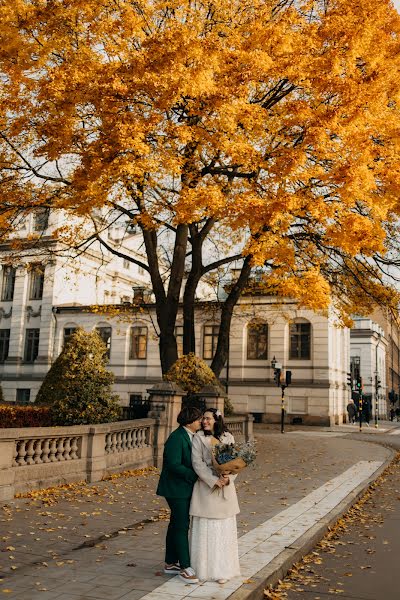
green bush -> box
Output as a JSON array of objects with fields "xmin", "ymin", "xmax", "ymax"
[
  {"xmin": 0, "ymin": 405, "xmax": 53, "ymax": 428},
  {"xmin": 35, "ymin": 328, "xmax": 120, "ymax": 425}
]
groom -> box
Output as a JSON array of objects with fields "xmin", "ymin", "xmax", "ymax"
[{"xmin": 157, "ymin": 405, "xmax": 202, "ymax": 584}]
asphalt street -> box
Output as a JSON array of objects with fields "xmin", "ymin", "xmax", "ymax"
[{"xmin": 271, "ymin": 432, "xmax": 400, "ymax": 600}]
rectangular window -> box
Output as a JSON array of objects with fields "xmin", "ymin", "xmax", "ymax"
[
  {"xmin": 350, "ymin": 356, "xmax": 361, "ymax": 380},
  {"xmin": 33, "ymin": 208, "xmax": 49, "ymax": 232},
  {"xmin": 1, "ymin": 266, "xmax": 16, "ymax": 301},
  {"xmin": 63, "ymin": 327, "xmax": 77, "ymax": 346},
  {"xmin": 96, "ymin": 326, "xmax": 112, "ymax": 358},
  {"xmin": 129, "ymin": 326, "xmax": 148, "ymax": 359},
  {"xmin": 24, "ymin": 329, "xmax": 40, "ymax": 362},
  {"xmin": 0, "ymin": 329, "xmax": 10, "ymax": 363},
  {"xmin": 247, "ymin": 323, "xmax": 268, "ymax": 360},
  {"xmin": 175, "ymin": 325, "xmax": 183, "ymax": 358},
  {"xmin": 16, "ymin": 389, "xmax": 31, "ymax": 405},
  {"xmin": 29, "ymin": 265, "xmax": 45, "ymax": 300},
  {"xmin": 289, "ymin": 322, "xmax": 311, "ymax": 360},
  {"xmin": 123, "ymin": 258, "xmax": 130, "ymax": 270},
  {"xmin": 203, "ymin": 325, "xmax": 219, "ymax": 360}
]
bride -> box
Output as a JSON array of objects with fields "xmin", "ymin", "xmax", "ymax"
[{"xmin": 189, "ymin": 407, "xmax": 241, "ymax": 584}]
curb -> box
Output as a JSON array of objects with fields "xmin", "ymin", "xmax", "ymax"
[{"xmin": 229, "ymin": 450, "xmax": 395, "ymax": 600}]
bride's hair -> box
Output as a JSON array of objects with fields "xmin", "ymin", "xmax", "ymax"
[{"xmin": 203, "ymin": 407, "xmax": 229, "ymax": 439}]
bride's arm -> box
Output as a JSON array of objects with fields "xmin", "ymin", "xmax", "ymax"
[{"xmin": 191, "ymin": 434, "xmax": 220, "ymax": 489}]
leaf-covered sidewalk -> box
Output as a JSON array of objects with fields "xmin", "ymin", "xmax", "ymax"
[{"xmin": 0, "ymin": 427, "xmax": 392, "ymax": 599}]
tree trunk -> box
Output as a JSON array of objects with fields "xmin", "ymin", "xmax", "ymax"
[
  {"xmin": 159, "ymin": 331, "xmax": 179, "ymax": 375},
  {"xmin": 211, "ymin": 256, "xmax": 252, "ymax": 378},
  {"xmin": 142, "ymin": 224, "xmax": 189, "ymax": 375}
]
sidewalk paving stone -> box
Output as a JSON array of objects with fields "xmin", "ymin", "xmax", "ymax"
[{"xmin": 1, "ymin": 425, "xmax": 394, "ymax": 599}]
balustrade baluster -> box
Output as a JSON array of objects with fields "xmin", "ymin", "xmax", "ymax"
[
  {"xmin": 70, "ymin": 437, "xmax": 79, "ymax": 459},
  {"xmin": 56, "ymin": 438, "xmax": 65, "ymax": 461},
  {"xmin": 127, "ymin": 430, "xmax": 133, "ymax": 449},
  {"xmin": 16, "ymin": 440, "xmax": 26, "ymax": 466},
  {"xmin": 33, "ymin": 439, "xmax": 43, "ymax": 464},
  {"xmin": 41, "ymin": 439, "xmax": 51, "ymax": 463},
  {"xmin": 49, "ymin": 438, "xmax": 57, "ymax": 462},
  {"xmin": 63, "ymin": 438, "xmax": 72, "ymax": 460},
  {"xmin": 25, "ymin": 439, "xmax": 35, "ymax": 465}
]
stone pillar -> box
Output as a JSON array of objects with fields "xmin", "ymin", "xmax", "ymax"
[
  {"xmin": 147, "ymin": 381, "xmax": 186, "ymax": 437},
  {"xmin": 0, "ymin": 435, "xmax": 16, "ymax": 501},
  {"xmin": 86, "ymin": 426, "xmax": 107, "ymax": 483},
  {"xmin": 35, "ymin": 261, "xmax": 56, "ymax": 365},
  {"xmin": 244, "ymin": 413, "xmax": 255, "ymax": 442},
  {"xmin": 195, "ymin": 384, "xmax": 226, "ymax": 415}
]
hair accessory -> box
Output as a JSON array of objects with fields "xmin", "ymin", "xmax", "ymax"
[{"xmin": 215, "ymin": 409, "xmax": 222, "ymax": 417}]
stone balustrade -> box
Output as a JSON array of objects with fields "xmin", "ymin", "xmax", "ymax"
[
  {"xmin": 0, "ymin": 419, "xmax": 155, "ymax": 501},
  {"xmin": 225, "ymin": 414, "xmax": 254, "ymax": 441},
  {"xmin": 0, "ymin": 392, "xmax": 252, "ymax": 502}
]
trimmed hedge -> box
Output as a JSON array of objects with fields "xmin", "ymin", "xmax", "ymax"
[{"xmin": 0, "ymin": 404, "xmax": 54, "ymax": 428}]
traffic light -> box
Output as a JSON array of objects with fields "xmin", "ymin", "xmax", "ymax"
[
  {"xmin": 356, "ymin": 376, "xmax": 363, "ymax": 390},
  {"xmin": 347, "ymin": 372, "xmax": 352, "ymax": 388},
  {"xmin": 376, "ymin": 376, "xmax": 381, "ymax": 389},
  {"xmin": 274, "ymin": 368, "xmax": 281, "ymax": 386}
]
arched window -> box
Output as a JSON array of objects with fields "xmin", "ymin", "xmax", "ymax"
[
  {"xmin": 203, "ymin": 324, "xmax": 219, "ymax": 360},
  {"xmin": 289, "ymin": 320, "xmax": 311, "ymax": 360},
  {"xmin": 63, "ymin": 324, "xmax": 78, "ymax": 347},
  {"xmin": 129, "ymin": 325, "xmax": 148, "ymax": 359},
  {"xmin": 95, "ymin": 323, "xmax": 112, "ymax": 359},
  {"xmin": 247, "ymin": 322, "xmax": 268, "ymax": 360}
]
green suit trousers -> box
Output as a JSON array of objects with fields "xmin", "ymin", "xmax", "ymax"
[{"xmin": 165, "ymin": 497, "xmax": 191, "ymax": 569}]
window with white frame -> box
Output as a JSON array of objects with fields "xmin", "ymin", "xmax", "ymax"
[
  {"xmin": 1, "ymin": 266, "xmax": 16, "ymax": 301},
  {"xmin": 129, "ymin": 326, "xmax": 148, "ymax": 359},
  {"xmin": 247, "ymin": 322, "xmax": 268, "ymax": 360},
  {"xmin": 63, "ymin": 327, "xmax": 77, "ymax": 346},
  {"xmin": 0, "ymin": 329, "xmax": 10, "ymax": 362},
  {"xmin": 175, "ymin": 325, "xmax": 183, "ymax": 357},
  {"xmin": 289, "ymin": 321, "xmax": 311, "ymax": 360},
  {"xmin": 24, "ymin": 329, "xmax": 40, "ymax": 362},
  {"xmin": 29, "ymin": 264, "xmax": 45, "ymax": 300},
  {"xmin": 203, "ymin": 324, "xmax": 219, "ymax": 360},
  {"xmin": 96, "ymin": 326, "xmax": 112, "ymax": 358}
]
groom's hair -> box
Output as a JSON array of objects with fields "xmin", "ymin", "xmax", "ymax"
[{"xmin": 177, "ymin": 406, "xmax": 202, "ymax": 426}]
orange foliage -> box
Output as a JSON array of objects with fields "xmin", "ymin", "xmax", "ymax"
[{"xmin": 0, "ymin": 0, "xmax": 400, "ymax": 318}]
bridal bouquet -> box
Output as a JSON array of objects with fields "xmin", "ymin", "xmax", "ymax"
[{"xmin": 212, "ymin": 440, "xmax": 257, "ymax": 475}]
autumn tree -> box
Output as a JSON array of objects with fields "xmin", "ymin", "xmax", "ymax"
[{"xmin": 1, "ymin": 0, "xmax": 400, "ymax": 377}]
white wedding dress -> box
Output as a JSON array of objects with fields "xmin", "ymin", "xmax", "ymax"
[
  {"xmin": 190, "ymin": 514, "xmax": 240, "ymax": 581},
  {"xmin": 189, "ymin": 431, "xmax": 241, "ymax": 582}
]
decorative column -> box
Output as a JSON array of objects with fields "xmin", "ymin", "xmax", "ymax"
[
  {"xmin": 35, "ymin": 261, "xmax": 57, "ymax": 366},
  {"xmin": 147, "ymin": 381, "xmax": 186, "ymax": 436},
  {"xmin": 146, "ymin": 382, "xmax": 186, "ymax": 467},
  {"xmin": 5, "ymin": 265, "xmax": 28, "ymax": 364}
]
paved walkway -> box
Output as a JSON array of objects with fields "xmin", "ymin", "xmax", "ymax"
[{"xmin": 0, "ymin": 423, "xmax": 397, "ymax": 600}]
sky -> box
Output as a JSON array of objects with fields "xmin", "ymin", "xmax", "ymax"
[{"xmin": 394, "ymin": 0, "xmax": 400, "ymax": 12}]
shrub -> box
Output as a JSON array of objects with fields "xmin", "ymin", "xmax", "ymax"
[
  {"xmin": 0, "ymin": 405, "xmax": 53, "ymax": 428},
  {"xmin": 35, "ymin": 328, "xmax": 120, "ymax": 425},
  {"xmin": 166, "ymin": 353, "xmax": 219, "ymax": 394},
  {"xmin": 166, "ymin": 353, "xmax": 235, "ymax": 415}
]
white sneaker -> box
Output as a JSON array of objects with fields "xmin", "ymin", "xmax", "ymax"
[{"xmin": 178, "ymin": 567, "xmax": 199, "ymax": 584}]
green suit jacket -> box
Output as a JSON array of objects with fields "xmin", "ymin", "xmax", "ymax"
[{"xmin": 156, "ymin": 426, "xmax": 198, "ymax": 498}]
